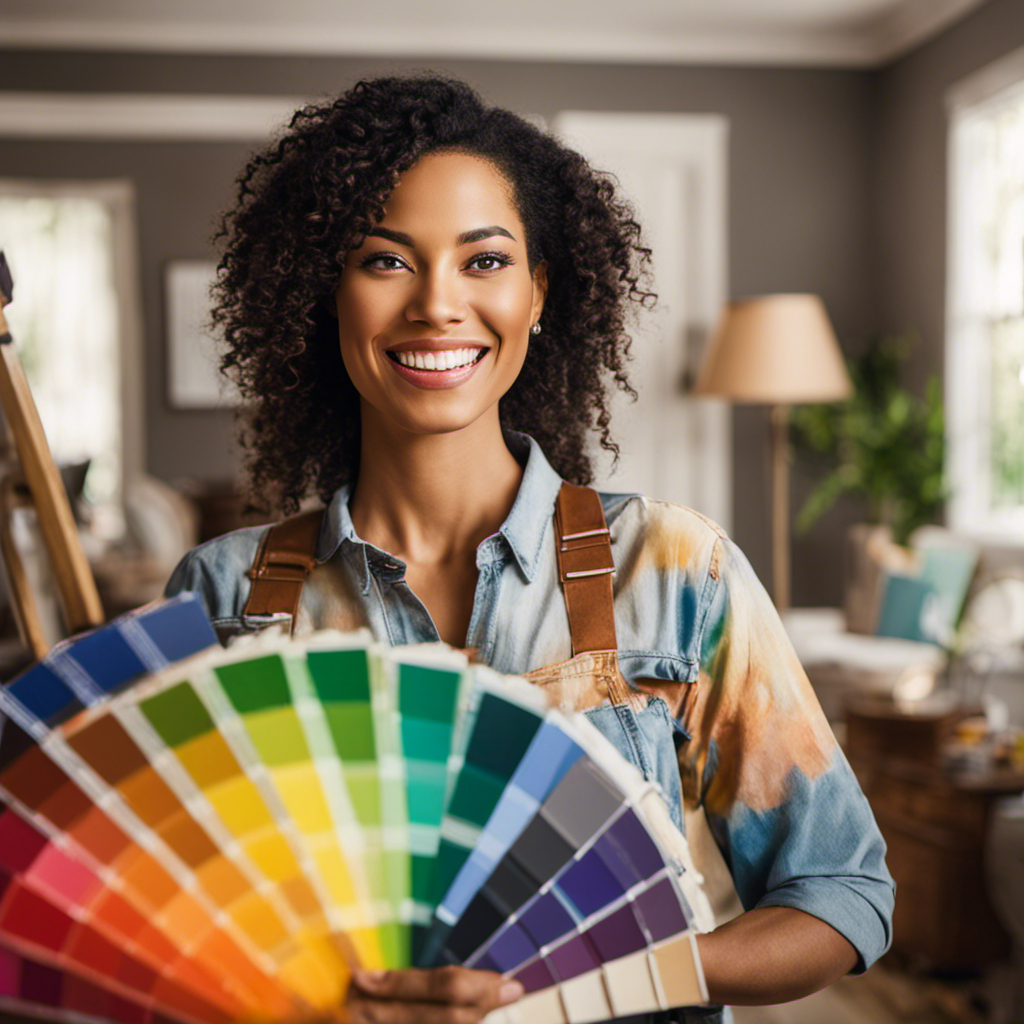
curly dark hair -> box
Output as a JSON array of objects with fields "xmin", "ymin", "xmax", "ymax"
[{"xmin": 214, "ymin": 74, "xmax": 654, "ymax": 513}]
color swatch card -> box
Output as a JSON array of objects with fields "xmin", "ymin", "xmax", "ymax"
[
  {"xmin": 294, "ymin": 633, "xmax": 409, "ymax": 966},
  {"xmin": 388, "ymin": 645, "xmax": 474, "ymax": 931},
  {"xmin": 0, "ymin": 716, "xmax": 293, "ymax": 1020},
  {"xmin": 0, "ymin": 944, "xmax": 188, "ymax": 1024},
  {"xmin": 430, "ymin": 668, "xmax": 548, "ymax": 914},
  {"xmin": 2, "ymin": 594, "xmax": 218, "ymax": 736},
  {"xmin": 27, "ymin": 705, "xmax": 343, "ymax": 1009},
  {"xmin": 0, "ymin": 799, "xmax": 254, "ymax": 1023},
  {"xmin": 0, "ymin": 602, "xmax": 710, "ymax": 1022}
]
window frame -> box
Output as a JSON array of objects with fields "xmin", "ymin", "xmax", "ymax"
[
  {"xmin": 0, "ymin": 177, "xmax": 145, "ymax": 502},
  {"xmin": 946, "ymin": 48, "xmax": 1024, "ymax": 542}
]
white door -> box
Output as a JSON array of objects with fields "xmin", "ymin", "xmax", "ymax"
[{"xmin": 553, "ymin": 113, "xmax": 730, "ymax": 530}]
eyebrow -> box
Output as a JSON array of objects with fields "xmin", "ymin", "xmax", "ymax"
[
  {"xmin": 457, "ymin": 225, "xmax": 517, "ymax": 245},
  {"xmin": 365, "ymin": 225, "xmax": 517, "ymax": 247}
]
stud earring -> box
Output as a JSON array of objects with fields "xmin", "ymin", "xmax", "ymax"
[{"xmin": 530, "ymin": 323, "xmax": 542, "ymax": 335}]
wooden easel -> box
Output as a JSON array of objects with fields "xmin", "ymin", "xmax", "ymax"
[{"xmin": 0, "ymin": 250, "xmax": 104, "ymax": 659}]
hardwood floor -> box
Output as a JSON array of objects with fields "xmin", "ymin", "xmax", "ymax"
[{"xmin": 732, "ymin": 961, "xmax": 1003, "ymax": 1024}]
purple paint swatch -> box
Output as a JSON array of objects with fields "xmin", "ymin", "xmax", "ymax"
[
  {"xmin": 512, "ymin": 957, "xmax": 556, "ymax": 993},
  {"xmin": 519, "ymin": 891, "xmax": 577, "ymax": 947},
  {"xmin": 486, "ymin": 923, "xmax": 539, "ymax": 973},
  {"xmin": 587, "ymin": 903, "xmax": 648, "ymax": 961},
  {"xmin": 547, "ymin": 933, "xmax": 601, "ymax": 981},
  {"xmin": 606, "ymin": 809, "xmax": 664, "ymax": 880},
  {"xmin": 558, "ymin": 847, "xmax": 624, "ymax": 917},
  {"xmin": 633, "ymin": 875, "xmax": 689, "ymax": 940}
]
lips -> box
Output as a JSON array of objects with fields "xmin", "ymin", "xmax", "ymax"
[
  {"xmin": 384, "ymin": 342, "xmax": 489, "ymax": 390},
  {"xmin": 383, "ymin": 340, "xmax": 490, "ymax": 390}
]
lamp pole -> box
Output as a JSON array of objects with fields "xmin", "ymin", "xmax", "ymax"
[{"xmin": 770, "ymin": 403, "xmax": 791, "ymax": 612}]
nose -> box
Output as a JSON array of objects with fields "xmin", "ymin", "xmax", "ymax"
[{"xmin": 404, "ymin": 267, "xmax": 466, "ymax": 328}]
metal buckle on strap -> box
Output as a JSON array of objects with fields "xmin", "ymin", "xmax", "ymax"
[
  {"xmin": 561, "ymin": 527, "xmax": 610, "ymax": 541},
  {"xmin": 564, "ymin": 566, "xmax": 615, "ymax": 579}
]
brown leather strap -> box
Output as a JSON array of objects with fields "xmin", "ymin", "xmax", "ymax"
[
  {"xmin": 243, "ymin": 509, "xmax": 323, "ymax": 629},
  {"xmin": 241, "ymin": 487, "xmax": 617, "ymax": 654},
  {"xmin": 554, "ymin": 482, "xmax": 618, "ymax": 655}
]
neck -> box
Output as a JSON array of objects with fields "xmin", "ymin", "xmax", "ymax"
[{"xmin": 349, "ymin": 409, "xmax": 524, "ymax": 564}]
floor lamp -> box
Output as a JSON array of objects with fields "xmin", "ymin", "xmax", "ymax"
[{"xmin": 694, "ymin": 295, "xmax": 852, "ymax": 611}]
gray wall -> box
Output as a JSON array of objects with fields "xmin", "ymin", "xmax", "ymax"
[
  {"xmin": 5, "ymin": 5, "xmax": 1020, "ymax": 605},
  {"xmin": 873, "ymin": 0, "xmax": 1024, "ymax": 392}
]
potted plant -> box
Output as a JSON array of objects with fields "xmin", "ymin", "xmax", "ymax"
[{"xmin": 791, "ymin": 333, "xmax": 948, "ymax": 631}]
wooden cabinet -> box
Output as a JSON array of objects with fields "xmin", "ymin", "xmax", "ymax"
[{"xmin": 845, "ymin": 700, "xmax": 1018, "ymax": 970}]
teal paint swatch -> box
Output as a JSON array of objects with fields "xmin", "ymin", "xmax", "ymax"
[
  {"xmin": 432, "ymin": 690, "xmax": 542, "ymax": 903},
  {"xmin": 396, "ymin": 659, "xmax": 465, "ymax": 938}
]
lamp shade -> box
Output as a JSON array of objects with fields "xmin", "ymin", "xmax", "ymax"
[{"xmin": 694, "ymin": 294, "xmax": 852, "ymax": 404}]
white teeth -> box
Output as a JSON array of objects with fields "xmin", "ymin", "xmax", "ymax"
[{"xmin": 393, "ymin": 348, "xmax": 482, "ymax": 371}]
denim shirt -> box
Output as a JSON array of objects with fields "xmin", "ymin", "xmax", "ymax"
[{"xmin": 165, "ymin": 432, "xmax": 895, "ymax": 1003}]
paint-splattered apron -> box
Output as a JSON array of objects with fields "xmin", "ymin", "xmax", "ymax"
[{"xmin": 522, "ymin": 484, "xmax": 723, "ymax": 1024}]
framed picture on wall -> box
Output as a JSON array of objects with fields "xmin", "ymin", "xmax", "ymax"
[{"xmin": 164, "ymin": 260, "xmax": 239, "ymax": 409}]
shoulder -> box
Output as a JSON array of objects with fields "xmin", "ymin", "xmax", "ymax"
[
  {"xmin": 164, "ymin": 524, "xmax": 270, "ymax": 624},
  {"xmin": 599, "ymin": 490, "xmax": 730, "ymax": 579}
]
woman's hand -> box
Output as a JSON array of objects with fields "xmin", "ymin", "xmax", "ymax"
[{"xmin": 346, "ymin": 966, "xmax": 524, "ymax": 1024}]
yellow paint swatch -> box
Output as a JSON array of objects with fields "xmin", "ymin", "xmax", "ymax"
[
  {"xmin": 242, "ymin": 831, "xmax": 303, "ymax": 881},
  {"xmin": 207, "ymin": 775, "xmax": 275, "ymax": 835},
  {"xmin": 273, "ymin": 763, "xmax": 334, "ymax": 833},
  {"xmin": 175, "ymin": 731, "xmax": 238, "ymax": 788}
]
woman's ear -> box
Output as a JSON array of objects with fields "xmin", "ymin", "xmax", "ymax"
[{"xmin": 530, "ymin": 260, "xmax": 548, "ymax": 326}]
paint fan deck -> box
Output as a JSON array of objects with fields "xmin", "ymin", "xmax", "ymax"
[{"xmin": 0, "ymin": 595, "xmax": 711, "ymax": 1023}]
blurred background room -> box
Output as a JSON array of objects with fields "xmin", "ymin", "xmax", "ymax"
[{"xmin": 1, "ymin": 1, "xmax": 1024, "ymax": 1021}]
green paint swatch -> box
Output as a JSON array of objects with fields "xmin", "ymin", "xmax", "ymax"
[
  {"xmin": 398, "ymin": 665, "xmax": 461, "ymax": 722},
  {"xmin": 216, "ymin": 654, "xmax": 291, "ymax": 711},
  {"xmin": 308, "ymin": 649, "xmax": 372, "ymax": 703},
  {"xmin": 139, "ymin": 681, "xmax": 214, "ymax": 746},
  {"xmin": 323, "ymin": 704, "xmax": 376, "ymax": 759},
  {"xmin": 243, "ymin": 707, "xmax": 310, "ymax": 766}
]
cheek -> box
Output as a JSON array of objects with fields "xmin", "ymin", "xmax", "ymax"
[
  {"xmin": 335, "ymin": 300, "xmax": 378, "ymax": 394},
  {"xmin": 483, "ymin": 278, "xmax": 536, "ymax": 332},
  {"xmin": 335, "ymin": 282, "xmax": 379, "ymax": 338}
]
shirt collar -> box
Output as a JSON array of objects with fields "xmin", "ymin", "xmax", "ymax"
[
  {"xmin": 498, "ymin": 432, "xmax": 563, "ymax": 582},
  {"xmin": 316, "ymin": 431, "xmax": 563, "ymax": 585}
]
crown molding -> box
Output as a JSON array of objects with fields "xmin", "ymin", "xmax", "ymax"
[
  {"xmin": 869, "ymin": 0, "xmax": 988, "ymax": 64},
  {"xmin": 946, "ymin": 41, "xmax": 1024, "ymax": 111},
  {"xmin": 0, "ymin": 0, "xmax": 991, "ymax": 68},
  {"xmin": 0, "ymin": 93, "xmax": 312, "ymax": 139}
]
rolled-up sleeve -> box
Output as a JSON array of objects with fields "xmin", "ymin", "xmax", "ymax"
[{"xmin": 683, "ymin": 536, "xmax": 895, "ymax": 971}]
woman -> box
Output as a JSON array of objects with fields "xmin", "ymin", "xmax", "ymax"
[{"xmin": 166, "ymin": 75, "xmax": 894, "ymax": 1024}]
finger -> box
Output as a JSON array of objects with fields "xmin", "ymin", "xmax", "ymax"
[
  {"xmin": 347, "ymin": 997, "xmax": 490, "ymax": 1024},
  {"xmin": 352, "ymin": 966, "xmax": 523, "ymax": 1008}
]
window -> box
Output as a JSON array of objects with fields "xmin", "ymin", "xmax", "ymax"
[
  {"xmin": 0, "ymin": 180, "xmax": 143, "ymax": 533},
  {"xmin": 948, "ymin": 62, "xmax": 1024, "ymax": 538}
]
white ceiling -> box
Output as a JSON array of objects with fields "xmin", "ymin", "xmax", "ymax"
[{"xmin": 0, "ymin": 0, "xmax": 990, "ymax": 67}]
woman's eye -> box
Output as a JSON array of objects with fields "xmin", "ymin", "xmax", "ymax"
[
  {"xmin": 362, "ymin": 253, "xmax": 407, "ymax": 271},
  {"xmin": 468, "ymin": 252, "xmax": 513, "ymax": 273}
]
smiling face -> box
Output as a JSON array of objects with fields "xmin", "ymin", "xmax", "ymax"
[{"xmin": 334, "ymin": 151, "xmax": 546, "ymax": 440}]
